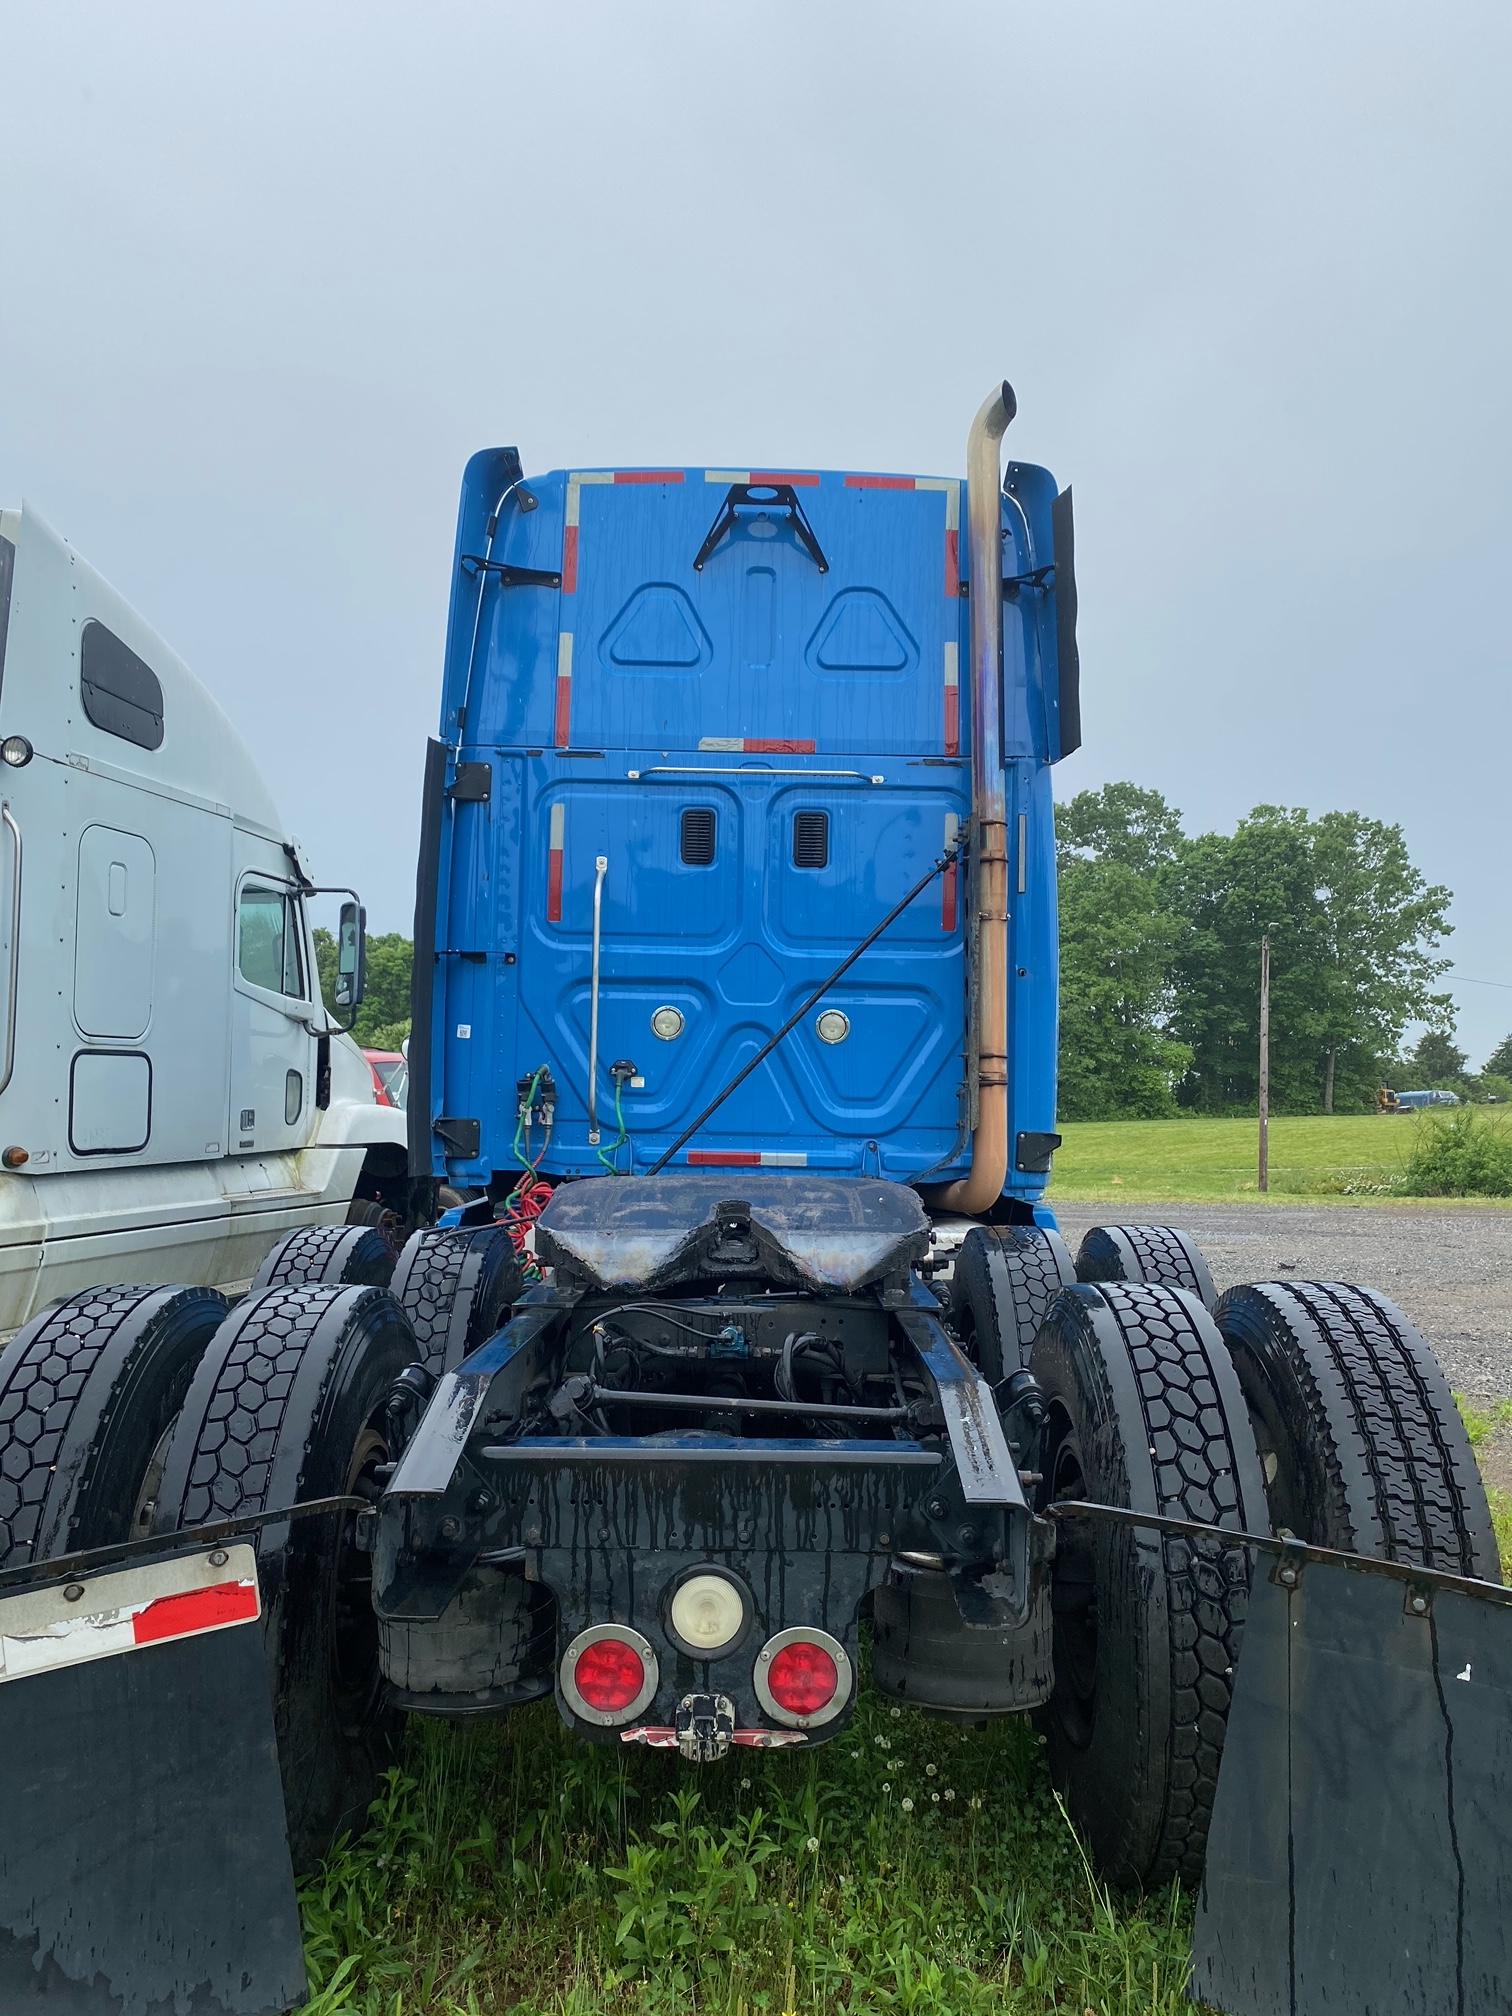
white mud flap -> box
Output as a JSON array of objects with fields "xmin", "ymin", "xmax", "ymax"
[
  {"xmin": 0, "ymin": 1542, "xmax": 305, "ymax": 2015},
  {"xmin": 1194, "ymin": 1555, "xmax": 1512, "ymax": 2016}
]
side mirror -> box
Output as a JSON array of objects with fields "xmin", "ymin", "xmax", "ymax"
[{"xmin": 334, "ymin": 900, "xmax": 367, "ymax": 1012}]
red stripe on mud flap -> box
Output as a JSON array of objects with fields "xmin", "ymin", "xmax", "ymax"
[
  {"xmin": 945, "ymin": 528, "xmax": 959, "ymax": 599},
  {"xmin": 546, "ymin": 850, "xmax": 564, "ymax": 923},
  {"xmin": 752, "ymin": 471, "xmax": 819, "ymax": 487},
  {"xmin": 942, "ymin": 857, "xmax": 958, "ymax": 933},
  {"xmin": 845, "ymin": 474, "xmax": 917, "ymax": 490},
  {"xmin": 132, "ymin": 1580, "xmax": 259, "ymax": 1647},
  {"xmin": 553, "ymin": 677, "xmax": 572, "ymax": 747},
  {"xmin": 744, "ymin": 738, "xmax": 816, "ymax": 754},
  {"xmin": 561, "ymin": 524, "xmax": 578, "ymax": 594},
  {"xmin": 687, "ymin": 1151, "xmax": 763, "ymax": 1166},
  {"xmin": 944, "ymin": 685, "xmax": 960, "ymax": 758},
  {"xmin": 614, "ymin": 470, "xmax": 685, "ymax": 484}
]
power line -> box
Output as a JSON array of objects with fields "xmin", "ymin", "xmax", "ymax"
[{"xmin": 1447, "ymin": 972, "xmax": 1512, "ymax": 991}]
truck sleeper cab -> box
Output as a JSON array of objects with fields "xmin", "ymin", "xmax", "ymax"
[
  {"xmin": 0, "ymin": 505, "xmax": 408, "ymax": 1334},
  {"xmin": 379, "ymin": 390, "xmax": 1083, "ymax": 1753}
]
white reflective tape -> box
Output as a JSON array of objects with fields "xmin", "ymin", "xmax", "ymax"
[
  {"xmin": 915, "ymin": 476, "xmax": 961, "ymax": 531},
  {"xmin": 548, "ymin": 801, "xmax": 566, "ymax": 849},
  {"xmin": 760, "ymin": 1152, "xmax": 807, "ymax": 1167},
  {"xmin": 565, "ymin": 471, "xmax": 613, "ymax": 529},
  {"xmin": 0, "ymin": 1544, "xmax": 261, "ymax": 1685},
  {"xmin": 944, "ymin": 640, "xmax": 959, "ymax": 689},
  {"xmin": 704, "ymin": 469, "xmax": 750, "ymax": 484},
  {"xmin": 557, "ymin": 632, "xmax": 574, "ymax": 680},
  {"xmin": 697, "ymin": 737, "xmax": 743, "ymax": 752}
]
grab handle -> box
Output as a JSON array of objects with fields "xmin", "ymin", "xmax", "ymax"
[
  {"xmin": 586, "ymin": 855, "xmax": 608, "ymax": 1145},
  {"xmin": 0, "ymin": 802, "xmax": 21, "ymax": 1096}
]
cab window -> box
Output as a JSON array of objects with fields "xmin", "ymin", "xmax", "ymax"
[{"xmin": 238, "ymin": 885, "xmax": 306, "ymax": 998}]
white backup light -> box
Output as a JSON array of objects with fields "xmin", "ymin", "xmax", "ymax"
[{"xmin": 669, "ymin": 1572, "xmax": 745, "ymax": 1653}]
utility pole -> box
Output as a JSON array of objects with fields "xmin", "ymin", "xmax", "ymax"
[{"xmin": 1258, "ymin": 934, "xmax": 1271, "ymax": 1195}]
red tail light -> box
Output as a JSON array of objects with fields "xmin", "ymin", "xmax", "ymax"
[
  {"xmin": 561, "ymin": 1625, "xmax": 659, "ymax": 1725},
  {"xmin": 768, "ymin": 1642, "xmax": 837, "ymax": 1714},
  {"xmin": 576, "ymin": 1638, "xmax": 644, "ymax": 1711},
  {"xmin": 755, "ymin": 1627, "xmax": 852, "ymax": 1728}
]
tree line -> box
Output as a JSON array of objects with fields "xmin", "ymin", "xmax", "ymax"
[{"xmin": 1056, "ymin": 782, "xmax": 1508, "ymax": 1120}]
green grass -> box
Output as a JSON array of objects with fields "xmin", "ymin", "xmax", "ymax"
[
  {"xmin": 301, "ymin": 1696, "xmax": 1195, "ymax": 2015},
  {"xmin": 1049, "ymin": 1111, "xmax": 1512, "ymax": 1205},
  {"xmin": 298, "ymin": 1419, "xmax": 1512, "ymax": 2014}
]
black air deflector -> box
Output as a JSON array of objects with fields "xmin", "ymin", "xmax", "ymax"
[
  {"xmin": 1051, "ymin": 486, "xmax": 1082, "ymax": 758},
  {"xmin": 793, "ymin": 810, "xmax": 829, "ymax": 869},
  {"xmin": 680, "ymin": 806, "xmax": 717, "ymax": 865}
]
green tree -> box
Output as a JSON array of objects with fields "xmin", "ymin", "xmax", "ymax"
[
  {"xmin": 313, "ymin": 927, "xmax": 414, "ymax": 1048},
  {"xmin": 1057, "ymin": 854, "xmax": 1192, "ymax": 1119},
  {"xmin": 1409, "ymin": 1027, "xmax": 1468, "ymax": 1087},
  {"xmin": 1166, "ymin": 806, "xmax": 1450, "ymax": 1115},
  {"xmin": 1309, "ymin": 811, "xmax": 1453, "ymax": 1111},
  {"xmin": 1054, "ymin": 787, "xmax": 1191, "ymax": 1120},
  {"xmin": 1484, "ymin": 1032, "xmax": 1512, "ymax": 1079},
  {"xmin": 1056, "ymin": 781, "xmax": 1185, "ymax": 880}
]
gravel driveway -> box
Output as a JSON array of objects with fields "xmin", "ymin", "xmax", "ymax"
[{"xmin": 1051, "ymin": 1201, "xmax": 1512, "ymax": 1403}]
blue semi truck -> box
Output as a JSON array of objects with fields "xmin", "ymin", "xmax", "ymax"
[{"xmin": 1, "ymin": 387, "xmax": 1507, "ymax": 2016}]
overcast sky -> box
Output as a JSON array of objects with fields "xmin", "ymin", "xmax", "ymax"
[{"xmin": 3, "ymin": 1, "xmax": 1508, "ymax": 1064}]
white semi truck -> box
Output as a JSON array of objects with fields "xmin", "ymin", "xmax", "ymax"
[{"xmin": 0, "ymin": 503, "xmax": 410, "ymax": 1338}]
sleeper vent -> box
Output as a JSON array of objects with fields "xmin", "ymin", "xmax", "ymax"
[
  {"xmin": 792, "ymin": 810, "xmax": 829, "ymax": 869},
  {"xmin": 680, "ymin": 806, "xmax": 717, "ymax": 866}
]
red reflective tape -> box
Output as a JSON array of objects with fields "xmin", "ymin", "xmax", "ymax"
[
  {"xmin": 942, "ymin": 859, "xmax": 958, "ymax": 933},
  {"xmin": 744, "ymin": 738, "xmax": 816, "ymax": 754},
  {"xmin": 944, "ymin": 528, "xmax": 959, "ymax": 599},
  {"xmin": 687, "ymin": 1151, "xmax": 762, "ymax": 1166},
  {"xmin": 553, "ymin": 675, "xmax": 572, "ymax": 747},
  {"xmin": 614, "ymin": 470, "xmax": 685, "ymax": 484},
  {"xmin": 844, "ymin": 474, "xmax": 916, "ymax": 490},
  {"xmin": 944, "ymin": 686, "xmax": 960, "ymax": 758},
  {"xmin": 752, "ymin": 470, "xmax": 819, "ymax": 487},
  {"xmin": 561, "ymin": 524, "xmax": 578, "ymax": 594},
  {"xmin": 132, "ymin": 1579, "xmax": 258, "ymax": 1647},
  {"xmin": 547, "ymin": 850, "xmax": 564, "ymax": 923}
]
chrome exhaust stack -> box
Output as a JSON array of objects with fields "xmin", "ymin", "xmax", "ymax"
[{"xmin": 925, "ymin": 381, "xmax": 1015, "ymax": 1217}]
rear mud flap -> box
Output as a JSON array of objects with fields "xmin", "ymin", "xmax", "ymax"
[
  {"xmin": 0, "ymin": 1542, "xmax": 305, "ymax": 2016},
  {"xmin": 1194, "ymin": 1556, "xmax": 1512, "ymax": 2016}
]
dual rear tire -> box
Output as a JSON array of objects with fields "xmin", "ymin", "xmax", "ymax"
[{"xmin": 976, "ymin": 1220, "xmax": 1499, "ymax": 1890}]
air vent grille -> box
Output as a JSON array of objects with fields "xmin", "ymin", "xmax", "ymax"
[
  {"xmin": 792, "ymin": 810, "xmax": 829, "ymax": 869},
  {"xmin": 680, "ymin": 806, "xmax": 717, "ymax": 866}
]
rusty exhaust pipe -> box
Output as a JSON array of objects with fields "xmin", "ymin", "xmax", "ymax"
[{"xmin": 924, "ymin": 381, "xmax": 1015, "ymax": 1217}]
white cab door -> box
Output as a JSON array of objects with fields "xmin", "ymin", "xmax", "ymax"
[{"xmin": 229, "ymin": 836, "xmax": 317, "ymax": 1158}]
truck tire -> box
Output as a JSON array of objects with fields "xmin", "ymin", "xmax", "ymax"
[
  {"xmin": 153, "ymin": 1283, "xmax": 417, "ymax": 1870},
  {"xmin": 0, "ymin": 1285, "xmax": 229, "ymax": 1568},
  {"xmin": 1030, "ymin": 1281, "xmax": 1267, "ymax": 1889},
  {"xmin": 949, "ymin": 1225, "xmax": 1076, "ymax": 1384},
  {"xmin": 250, "ymin": 1222, "xmax": 395, "ymax": 1293},
  {"xmin": 390, "ymin": 1224, "xmax": 524, "ymax": 1375},
  {"xmin": 1215, "ymin": 1281, "xmax": 1498, "ymax": 1579},
  {"xmin": 1073, "ymin": 1224, "xmax": 1217, "ymax": 1309}
]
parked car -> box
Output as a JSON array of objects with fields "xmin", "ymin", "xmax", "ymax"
[
  {"xmin": 364, "ymin": 1047, "xmax": 408, "ymax": 1108},
  {"xmin": 1395, "ymin": 1088, "xmax": 1460, "ymax": 1110}
]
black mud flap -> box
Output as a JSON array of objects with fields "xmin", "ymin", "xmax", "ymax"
[
  {"xmin": 1194, "ymin": 1555, "xmax": 1512, "ymax": 2016},
  {"xmin": 0, "ymin": 1540, "xmax": 305, "ymax": 2016}
]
